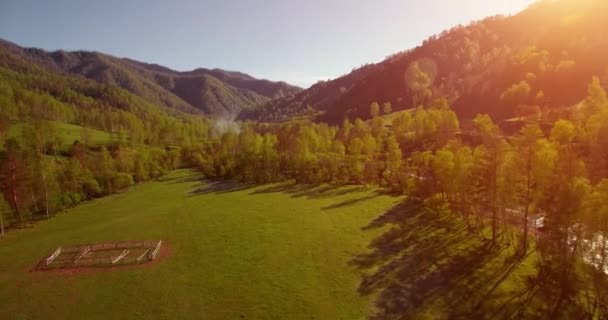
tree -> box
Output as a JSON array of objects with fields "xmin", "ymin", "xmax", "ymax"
[
  {"xmin": 588, "ymin": 180, "xmax": 608, "ymax": 270},
  {"xmin": 392, "ymin": 111, "xmax": 412, "ymax": 146},
  {"xmin": 112, "ymin": 172, "xmax": 134, "ymax": 192},
  {"xmin": 583, "ymin": 76, "xmax": 608, "ymax": 116},
  {"xmin": 37, "ymin": 121, "xmax": 61, "ymax": 157},
  {"xmin": 473, "ymin": 114, "xmax": 500, "ymax": 142},
  {"xmin": 405, "ymin": 60, "xmax": 435, "ymax": 105},
  {"xmin": 370, "ymin": 116, "xmax": 386, "ymax": 141},
  {"xmin": 432, "ymin": 149, "xmax": 456, "ymax": 199},
  {"xmin": 430, "ymin": 107, "xmax": 459, "ymax": 145},
  {"xmin": 405, "ymin": 61, "xmax": 433, "ymax": 91},
  {"xmin": 70, "ymin": 141, "xmax": 88, "ymax": 166},
  {"xmin": 26, "ymin": 154, "xmax": 59, "ymax": 217},
  {"xmin": 383, "ymin": 134, "xmax": 402, "ymax": 188},
  {"xmin": 0, "ymin": 196, "xmax": 8, "ymax": 237},
  {"xmin": 513, "ymin": 123, "xmax": 543, "ymax": 255},
  {"xmin": 362, "ymin": 134, "xmax": 379, "ymax": 184},
  {"xmin": 383, "ymin": 102, "xmax": 392, "ymax": 115},
  {"xmin": 38, "ymin": 158, "xmax": 59, "ymax": 217},
  {"xmin": 412, "ymin": 107, "xmax": 435, "ymax": 141},
  {"xmin": 452, "ymin": 145, "xmax": 475, "ymax": 228},
  {"xmin": 0, "ymin": 138, "xmax": 30, "ymax": 224},
  {"xmin": 351, "ymin": 118, "xmax": 369, "ymax": 141},
  {"xmin": 581, "ymin": 78, "xmax": 608, "ymax": 181},
  {"xmin": 347, "ymin": 138, "xmax": 365, "ymax": 183},
  {"xmin": 133, "ymin": 152, "xmax": 149, "ymax": 183},
  {"xmin": 584, "ymin": 179, "xmax": 608, "ymax": 314},
  {"xmin": 97, "ymin": 146, "xmax": 115, "ymax": 194},
  {"xmin": 533, "ymin": 120, "xmax": 589, "ymax": 308},
  {"xmin": 21, "ymin": 122, "xmax": 60, "ymax": 217},
  {"xmin": 0, "ymin": 115, "xmax": 8, "ymax": 148},
  {"xmin": 550, "ymin": 119, "xmax": 576, "ymax": 146},
  {"xmin": 59, "ymin": 158, "xmax": 98, "ymax": 205},
  {"xmin": 114, "ymin": 146, "xmax": 135, "ymax": 174},
  {"xmin": 328, "ymin": 140, "xmax": 347, "ymax": 183},
  {"xmin": 500, "ymin": 80, "xmax": 531, "ymax": 104},
  {"xmin": 338, "ymin": 118, "xmax": 352, "ymax": 142},
  {"xmin": 370, "ymin": 102, "xmax": 380, "ymax": 118},
  {"xmin": 407, "ymin": 151, "xmax": 434, "ymax": 196},
  {"xmin": 255, "ymin": 133, "xmax": 280, "ymax": 182},
  {"xmin": 547, "ymin": 177, "xmax": 592, "ymax": 305},
  {"xmin": 472, "ymin": 114, "xmax": 507, "ymax": 245},
  {"xmin": 531, "ymin": 138, "xmax": 557, "ymax": 237}
]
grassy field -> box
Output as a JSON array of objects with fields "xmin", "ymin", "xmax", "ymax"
[
  {"xmin": 7, "ymin": 121, "xmax": 113, "ymax": 149},
  {"xmin": 0, "ymin": 170, "xmax": 541, "ymax": 319},
  {"xmin": 0, "ymin": 170, "xmax": 402, "ymax": 320}
]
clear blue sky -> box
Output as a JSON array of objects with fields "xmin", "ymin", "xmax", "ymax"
[{"xmin": 0, "ymin": 0, "xmax": 535, "ymax": 88}]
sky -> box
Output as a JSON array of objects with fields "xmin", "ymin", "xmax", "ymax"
[{"xmin": 0, "ymin": 0, "xmax": 535, "ymax": 88}]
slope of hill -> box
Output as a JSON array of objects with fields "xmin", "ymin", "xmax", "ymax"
[
  {"xmin": 0, "ymin": 39, "xmax": 301, "ymax": 117},
  {"xmin": 255, "ymin": 0, "xmax": 608, "ymax": 124}
]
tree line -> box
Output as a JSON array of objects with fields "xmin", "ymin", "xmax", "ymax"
[{"xmin": 0, "ymin": 120, "xmax": 187, "ymax": 233}]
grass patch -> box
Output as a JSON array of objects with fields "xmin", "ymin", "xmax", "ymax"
[
  {"xmin": 0, "ymin": 170, "xmax": 400, "ymax": 320},
  {"xmin": 7, "ymin": 121, "xmax": 113, "ymax": 149}
]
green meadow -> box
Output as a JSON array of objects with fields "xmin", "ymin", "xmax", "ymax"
[
  {"xmin": 0, "ymin": 170, "xmax": 400, "ymax": 319},
  {"xmin": 0, "ymin": 170, "xmax": 539, "ymax": 319},
  {"xmin": 7, "ymin": 121, "xmax": 113, "ymax": 149}
]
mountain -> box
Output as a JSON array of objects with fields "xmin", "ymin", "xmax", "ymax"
[
  {"xmin": 0, "ymin": 39, "xmax": 301, "ymax": 117},
  {"xmin": 3, "ymin": 0, "xmax": 606, "ymax": 124},
  {"xmin": 253, "ymin": 0, "xmax": 608, "ymax": 124}
]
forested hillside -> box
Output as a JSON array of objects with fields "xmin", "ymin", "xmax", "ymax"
[
  {"xmin": 0, "ymin": 43, "xmax": 213, "ymax": 228},
  {"xmin": 252, "ymin": 0, "xmax": 608, "ymax": 124},
  {"xmin": 0, "ymin": 39, "xmax": 301, "ymax": 117}
]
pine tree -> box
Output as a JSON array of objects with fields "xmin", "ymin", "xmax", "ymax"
[{"xmin": 514, "ymin": 123, "xmax": 543, "ymax": 255}]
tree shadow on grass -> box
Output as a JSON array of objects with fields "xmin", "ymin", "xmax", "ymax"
[
  {"xmin": 353, "ymin": 198, "xmax": 540, "ymax": 319},
  {"xmin": 321, "ymin": 193, "xmax": 384, "ymax": 210},
  {"xmin": 250, "ymin": 183, "xmax": 380, "ymax": 201},
  {"xmin": 187, "ymin": 179, "xmax": 385, "ymax": 211},
  {"xmin": 188, "ymin": 180, "xmax": 257, "ymax": 196},
  {"xmin": 158, "ymin": 172, "xmax": 203, "ymax": 184}
]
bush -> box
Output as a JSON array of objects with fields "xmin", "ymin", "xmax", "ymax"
[
  {"xmin": 112, "ymin": 173, "xmax": 134, "ymax": 192},
  {"xmin": 83, "ymin": 179, "xmax": 102, "ymax": 197}
]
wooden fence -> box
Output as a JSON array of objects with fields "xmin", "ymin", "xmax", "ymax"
[{"xmin": 32, "ymin": 240, "xmax": 163, "ymax": 271}]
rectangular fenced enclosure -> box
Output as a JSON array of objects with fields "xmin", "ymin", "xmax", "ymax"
[{"xmin": 32, "ymin": 240, "xmax": 162, "ymax": 271}]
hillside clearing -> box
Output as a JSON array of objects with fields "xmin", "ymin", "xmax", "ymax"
[{"xmin": 7, "ymin": 121, "xmax": 113, "ymax": 149}]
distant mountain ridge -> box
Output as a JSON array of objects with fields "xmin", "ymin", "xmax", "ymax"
[
  {"xmin": 252, "ymin": 0, "xmax": 608, "ymax": 124},
  {"xmin": 3, "ymin": 0, "xmax": 608, "ymax": 124},
  {"xmin": 0, "ymin": 39, "xmax": 302, "ymax": 117}
]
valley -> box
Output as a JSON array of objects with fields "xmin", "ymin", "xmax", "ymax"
[{"xmin": 1, "ymin": 0, "xmax": 608, "ymax": 318}]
